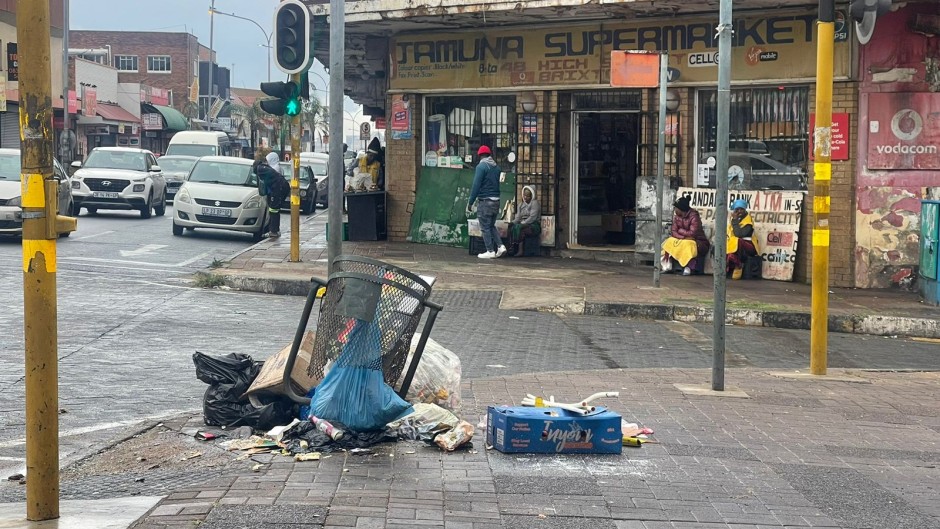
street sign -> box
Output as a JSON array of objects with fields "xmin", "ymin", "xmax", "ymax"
[
  {"xmin": 609, "ymin": 50, "xmax": 661, "ymax": 88},
  {"xmin": 359, "ymin": 122, "xmax": 370, "ymax": 140}
]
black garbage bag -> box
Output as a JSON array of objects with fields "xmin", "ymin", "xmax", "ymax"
[
  {"xmin": 281, "ymin": 419, "xmax": 396, "ymax": 454},
  {"xmin": 193, "ymin": 351, "xmax": 261, "ymax": 386},
  {"xmin": 203, "ymin": 384, "xmax": 293, "ymax": 430}
]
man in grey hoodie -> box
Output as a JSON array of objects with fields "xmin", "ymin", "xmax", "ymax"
[
  {"xmin": 510, "ymin": 185, "xmax": 541, "ymax": 256},
  {"xmin": 467, "ymin": 145, "xmax": 506, "ymax": 259}
]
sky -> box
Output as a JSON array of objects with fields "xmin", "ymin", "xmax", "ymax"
[{"xmin": 70, "ymin": 0, "xmax": 364, "ymax": 136}]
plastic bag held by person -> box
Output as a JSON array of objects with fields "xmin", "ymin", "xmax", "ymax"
[{"xmin": 396, "ymin": 338, "xmax": 461, "ymax": 411}]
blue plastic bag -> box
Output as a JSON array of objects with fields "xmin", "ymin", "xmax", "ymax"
[{"xmin": 309, "ymin": 317, "xmax": 413, "ymax": 431}]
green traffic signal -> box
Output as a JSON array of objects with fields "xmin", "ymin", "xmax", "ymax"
[{"xmin": 285, "ymin": 97, "xmax": 300, "ymax": 116}]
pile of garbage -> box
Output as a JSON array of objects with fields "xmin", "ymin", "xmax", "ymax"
[{"xmin": 192, "ymin": 337, "xmax": 474, "ymax": 456}]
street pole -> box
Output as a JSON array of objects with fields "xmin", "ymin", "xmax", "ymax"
[
  {"xmin": 327, "ymin": 0, "xmax": 345, "ymax": 274},
  {"xmin": 207, "ymin": 0, "xmax": 215, "ymax": 132},
  {"xmin": 653, "ymin": 52, "xmax": 667, "ymax": 288},
  {"xmin": 290, "ymin": 72, "xmax": 301, "ymax": 263},
  {"xmin": 811, "ymin": 0, "xmax": 835, "ymax": 375},
  {"xmin": 711, "ymin": 0, "xmax": 733, "ymax": 391},
  {"xmin": 19, "ymin": 0, "xmax": 67, "ymax": 519},
  {"xmin": 61, "ymin": 0, "xmax": 71, "ymax": 165}
]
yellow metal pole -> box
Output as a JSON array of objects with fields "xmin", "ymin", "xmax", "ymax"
[
  {"xmin": 289, "ymin": 72, "xmax": 301, "ymax": 263},
  {"xmin": 19, "ymin": 0, "xmax": 59, "ymax": 520},
  {"xmin": 811, "ymin": 0, "xmax": 834, "ymax": 376}
]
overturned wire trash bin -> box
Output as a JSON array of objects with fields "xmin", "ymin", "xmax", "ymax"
[{"xmin": 281, "ymin": 256, "xmax": 443, "ymax": 405}]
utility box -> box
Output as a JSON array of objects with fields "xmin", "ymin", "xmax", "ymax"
[
  {"xmin": 486, "ymin": 405, "xmax": 622, "ymax": 455},
  {"xmin": 920, "ymin": 200, "xmax": 940, "ymax": 306}
]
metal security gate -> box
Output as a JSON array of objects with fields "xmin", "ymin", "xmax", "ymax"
[
  {"xmin": 1, "ymin": 107, "xmax": 19, "ymax": 149},
  {"xmin": 515, "ymin": 99, "xmax": 556, "ymax": 218}
]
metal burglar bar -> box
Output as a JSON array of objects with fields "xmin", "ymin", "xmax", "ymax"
[
  {"xmin": 425, "ymin": 95, "xmax": 516, "ymax": 167},
  {"xmin": 697, "ymin": 86, "xmax": 810, "ymax": 190},
  {"xmin": 515, "ymin": 98, "xmax": 556, "ymax": 216}
]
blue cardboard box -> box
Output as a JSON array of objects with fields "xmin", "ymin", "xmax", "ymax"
[{"xmin": 486, "ymin": 405, "xmax": 622, "ymax": 454}]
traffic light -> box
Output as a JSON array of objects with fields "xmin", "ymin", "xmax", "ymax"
[
  {"xmin": 259, "ymin": 81, "xmax": 300, "ymax": 116},
  {"xmin": 273, "ymin": 0, "xmax": 312, "ymax": 75}
]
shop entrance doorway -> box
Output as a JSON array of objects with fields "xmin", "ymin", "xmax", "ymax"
[{"xmin": 571, "ymin": 112, "xmax": 640, "ymax": 247}]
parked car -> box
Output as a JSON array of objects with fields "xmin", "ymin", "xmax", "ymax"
[
  {"xmin": 277, "ymin": 162, "xmax": 318, "ymax": 214},
  {"xmin": 0, "ymin": 149, "xmax": 74, "ymax": 237},
  {"xmin": 71, "ymin": 147, "xmax": 167, "ymax": 218},
  {"xmin": 301, "ymin": 152, "xmax": 330, "ymax": 208},
  {"xmin": 172, "ymin": 156, "xmax": 268, "ymax": 241},
  {"xmin": 701, "ymin": 151, "xmax": 807, "ymax": 190},
  {"xmin": 155, "ymin": 155, "xmax": 198, "ymax": 201}
]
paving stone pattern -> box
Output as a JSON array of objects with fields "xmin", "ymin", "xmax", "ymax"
[{"xmin": 134, "ymin": 368, "xmax": 940, "ymax": 529}]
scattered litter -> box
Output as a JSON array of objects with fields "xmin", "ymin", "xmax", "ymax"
[
  {"xmin": 390, "ymin": 403, "xmax": 460, "ymax": 441},
  {"xmin": 134, "ymin": 477, "xmax": 145, "ymax": 483},
  {"xmin": 251, "ymin": 464, "xmax": 263, "ymax": 472},
  {"xmin": 488, "ymin": 405, "xmax": 622, "ymax": 454},
  {"xmin": 136, "ymin": 457, "xmax": 146, "ymax": 463},
  {"xmin": 294, "ymin": 452, "xmax": 321, "ymax": 462},
  {"xmin": 434, "ymin": 421, "xmax": 474, "ymax": 452},
  {"xmin": 195, "ymin": 431, "xmax": 219, "ymax": 441},
  {"xmin": 395, "ymin": 337, "xmax": 462, "ymax": 410},
  {"xmin": 342, "ymin": 468, "xmax": 349, "ymax": 473},
  {"xmin": 220, "ymin": 436, "xmax": 276, "ymax": 451},
  {"xmin": 180, "ymin": 452, "xmax": 202, "ymax": 461},
  {"xmin": 486, "ymin": 364, "xmax": 506, "ymax": 368},
  {"xmin": 266, "ymin": 419, "xmax": 301, "ymax": 443},
  {"xmin": 58, "ymin": 408, "xmax": 68, "ymax": 414},
  {"xmin": 309, "ymin": 415, "xmax": 345, "ymax": 441},
  {"xmin": 403, "ymin": 450, "xmax": 416, "ymax": 454},
  {"xmin": 508, "ymin": 316, "xmax": 520, "ymax": 320},
  {"xmin": 349, "ymin": 448, "xmax": 372, "ymax": 454},
  {"xmin": 537, "ymin": 514, "xmax": 547, "ymax": 519},
  {"xmin": 7, "ymin": 474, "xmax": 23, "ymax": 482}
]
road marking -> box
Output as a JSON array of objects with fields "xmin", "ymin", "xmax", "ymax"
[
  {"xmin": 0, "ymin": 410, "xmax": 195, "ymax": 448},
  {"xmin": 174, "ymin": 250, "xmax": 213, "ymax": 267},
  {"xmin": 61, "ymin": 256, "xmax": 182, "ymax": 268},
  {"xmin": 75, "ymin": 230, "xmax": 115, "ymax": 240},
  {"xmin": 119, "ymin": 243, "xmax": 168, "ymax": 257},
  {"xmin": 0, "ymin": 456, "xmax": 25, "ymax": 462}
]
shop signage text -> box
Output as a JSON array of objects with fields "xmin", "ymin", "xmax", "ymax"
[
  {"xmin": 677, "ymin": 187, "xmax": 804, "ymax": 281},
  {"xmin": 391, "ymin": 11, "xmax": 851, "ymax": 90},
  {"xmin": 867, "ymin": 92, "xmax": 940, "ymax": 170},
  {"xmin": 809, "ymin": 112, "xmax": 850, "ymax": 161},
  {"xmin": 6, "ymin": 43, "xmax": 17, "ymax": 82}
]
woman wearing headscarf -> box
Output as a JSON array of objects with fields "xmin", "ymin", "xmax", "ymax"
[
  {"xmin": 661, "ymin": 195, "xmax": 710, "ymax": 276},
  {"xmin": 509, "ymin": 185, "xmax": 541, "ymax": 257},
  {"xmin": 726, "ymin": 198, "xmax": 760, "ymax": 279},
  {"xmin": 254, "ymin": 150, "xmax": 290, "ymax": 238}
]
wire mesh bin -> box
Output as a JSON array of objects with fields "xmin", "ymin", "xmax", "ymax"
[{"xmin": 281, "ymin": 256, "xmax": 443, "ymax": 404}]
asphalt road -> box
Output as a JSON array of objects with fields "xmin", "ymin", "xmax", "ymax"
[{"xmin": 0, "ymin": 207, "xmax": 938, "ymax": 486}]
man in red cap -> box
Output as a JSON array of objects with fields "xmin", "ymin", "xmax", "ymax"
[{"xmin": 467, "ymin": 145, "xmax": 506, "ymax": 258}]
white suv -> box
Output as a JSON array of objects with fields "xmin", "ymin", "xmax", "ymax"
[{"xmin": 71, "ymin": 147, "xmax": 167, "ymax": 218}]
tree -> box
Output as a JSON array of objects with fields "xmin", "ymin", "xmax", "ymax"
[
  {"xmin": 229, "ymin": 99, "xmax": 266, "ymax": 153},
  {"xmin": 301, "ymin": 95, "xmax": 328, "ymax": 152}
]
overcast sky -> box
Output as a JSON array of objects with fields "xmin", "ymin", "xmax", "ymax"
[{"xmin": 70, "ymin": 0, "xmax": 362, "ymax": 132}]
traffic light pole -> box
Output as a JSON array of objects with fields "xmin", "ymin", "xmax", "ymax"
[
  {"xmin": 19, "ymin": 0, "xmax": 60, "ymax": 519},
  {"xmin": 811, "ymin": 0, "xmax": 835, "ymax": 375},
  {"xmin": 290, "ymin": 72, "xmax": 301, "ymax": 263}
]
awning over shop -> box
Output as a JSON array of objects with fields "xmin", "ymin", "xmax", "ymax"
[
  {"xmin": 95, "ymin": 103, "xmax": 139, "ymax": 124},
  {"xmin": 151, "ymin": 104, "xmax": 189, "ymax": 132}
]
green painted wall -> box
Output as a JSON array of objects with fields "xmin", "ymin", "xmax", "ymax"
[{"xmin": 408, "ymin": 166, "xmax": 516, "ymax": 248}]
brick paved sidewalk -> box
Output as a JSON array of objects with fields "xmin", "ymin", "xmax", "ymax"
[
  {"xmin": 133, "ymin": 368, "xmax": 940, "ymax": 529},
  {"xmin": 217, "ymin": 212, "xmax": 940, "ymax": 339}
]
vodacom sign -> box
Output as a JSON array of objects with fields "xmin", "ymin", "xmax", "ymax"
[{"xmin": 868, "ymin": 93, "xmax": 940, "ymax": 170}]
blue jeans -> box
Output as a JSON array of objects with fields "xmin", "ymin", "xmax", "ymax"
[{"xmin": 476, "ymin": 199, "xmax": 502, "ymax": 253}]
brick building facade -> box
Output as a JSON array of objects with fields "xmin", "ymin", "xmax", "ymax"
[{"xmin": 70, "ymin": 31, "xmax": 205, "ymax": 113}]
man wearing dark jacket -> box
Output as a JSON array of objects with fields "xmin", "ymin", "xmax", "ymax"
[
  {"xmin": 255, "ymin": 151, "xmax": 290, "ymax": 238},
  {"xmin": 467, "ymin": 145, "xmax": 506, "ymax": 259}
]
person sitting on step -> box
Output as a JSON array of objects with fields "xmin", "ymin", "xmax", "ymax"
[
  {"xmin": 726, "ymin": 198, "xmax": 760, "ymax": 280},
  {"xmin": 509, "ymin": 185, "xmax": 541, "ymax": 257},
  {"xmin": 661, "ymin": 195, "xmax": 710, "ymax": 276}
]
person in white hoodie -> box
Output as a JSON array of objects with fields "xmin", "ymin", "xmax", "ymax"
[{"xmin": 509, "ymin": 185, "xmax": 541, "ymax": 257}]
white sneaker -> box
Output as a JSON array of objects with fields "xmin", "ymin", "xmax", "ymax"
[
  {"xmin": 478, "ymin": 251, "xmax": 496, "ymax": 259},
  {"xmin": 682, "ymin": 267, "xmax": 692, "ymax": 276},
  {"xmin": 495, "ymin": 245, "xmax": 507, "ymax": 258}
]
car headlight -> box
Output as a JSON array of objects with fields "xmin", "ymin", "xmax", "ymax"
[
  {"xmin": 71, "ymin": 180, "xmax": 80, "ymax": 189},
  {"xmin": 133, "ymin": 184, "xmax": 145, "ymax": 192},
  {"xmin": 175, "ymin": 187, "xmax": 192, "ymax": 204},
  {"xmin": 244, "ymin": 196, "xmax": 262, "ymax": 209},
  {"xmin": 7, "ymin": 196, "xmax": 21, "ymax": 207}
]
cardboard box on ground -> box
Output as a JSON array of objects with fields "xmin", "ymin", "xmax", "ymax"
[{"xmin": 243, "ymin": 331, "xmax": 317, "ymax": 401}]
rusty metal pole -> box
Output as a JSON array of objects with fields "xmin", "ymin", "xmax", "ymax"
[
  {"xmin": 811, "ymin": 0, "xmax": 835, "ymax": 375},
  {"xmin": 289, "ymin": 73, "xmax": 301, "ymax": 262},
  {"xmin": 19, "ymin": 0, "xmax": 63, "ymax": 519}
]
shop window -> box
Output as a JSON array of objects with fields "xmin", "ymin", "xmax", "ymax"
[
  {"xmin": 697, "ymin": 86, "xmax": 809, "ymax": 191},
  {"xmin": 147, "ymin": 55, "xmax": 172, "ymax": 73},
  {"xmin": 114, "ymin": 55, "xmax": 138, "ymax": 72},
  {"xmin": 424, "ymin": 95, "xmax": 516, "ymax": 170}
]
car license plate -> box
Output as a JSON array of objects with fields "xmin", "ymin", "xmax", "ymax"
[
  {"xmin": 201, "ymin": 207, "xmax": 232, "ymax": 217},
  {"xmin": 93, "ymin": 191, "xmax": 120, "ymax": 199}
]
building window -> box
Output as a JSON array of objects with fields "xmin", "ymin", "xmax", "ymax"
[
  {"xmin": 113, "ymin": 55, "xmax": 138, "ymax": 72},
  {"xmin": 424, "ymin": 95, "xmax": 516, "ymax": 168},
  {"xmin": 76, "ymin": 53, "xmax": 106, "ymax": 65},
  {"xmin": 147, "ymin": 55, "xmax": 172, "ymax": 73},
  {"xmin": 696, "ymin": 86, "xmax": 809, "ymax": 191}
]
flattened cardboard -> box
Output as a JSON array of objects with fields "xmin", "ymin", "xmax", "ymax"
[{"xmin": 244, "ymin": 331, "xmax": 317, "ymax": 398}]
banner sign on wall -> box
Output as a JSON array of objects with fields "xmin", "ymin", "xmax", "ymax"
[
  {"xmin": 6, "ymin": 43, "xmax": 17, "ymax": 82},
  {"xmin": 390, "ymin": 93, "xmax": 413, "ymax": 140},
  {"xmin": 390, "ymin": 11, "xmax": 851, "ymax": 91},
  {"xmin": 677, "ymin": 187, "xmax": 804, "ymax": 281}
]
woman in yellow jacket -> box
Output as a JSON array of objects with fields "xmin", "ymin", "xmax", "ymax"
[{"xmin": 727, "ymin": 199, "xmax": 759, "ymax": 279}]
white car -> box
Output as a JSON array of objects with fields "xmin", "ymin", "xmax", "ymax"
[
  {"xmin": 172, "ymin": 156, "xmax": 268, "ymax": 241},
  {"xmin": 0, "ymin": 149, "xmax": 74, "ymax": 236},
  {"xmin": 71, "ymin": 147, "xmax": 167, "ymax": 218}
]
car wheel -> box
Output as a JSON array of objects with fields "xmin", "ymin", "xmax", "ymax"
[
  {"xmin": 172, "ymin": 221, "xmax": 183, "ymax": 236},
  {"xmin": 86, "ymin": 207, "xmax": 97, "ymax": 215},
  {"xmin": 155, "ymin": 190, "xmax": 167, "ymax": 217},
  {"xmin": 140, "ymin": 193, "xmax": 153, "ymax": 219}
]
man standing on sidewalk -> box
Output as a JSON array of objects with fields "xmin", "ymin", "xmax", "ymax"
[
  {"xmin": 255, "ymin": 151, "xmax": 290, "ymax": 239},
  {"xmin": 467, "ymin": 145, "xmax": 506, "ymax": 259}
]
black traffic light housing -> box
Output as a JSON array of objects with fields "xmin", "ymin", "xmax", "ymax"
[
  {"xmin": 273, "ymin": 0, "xmax": 312, "ymax": 74},
  {"xmin": 259, "ymin": 81, "xmax": 300, "ymax": 116}
]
